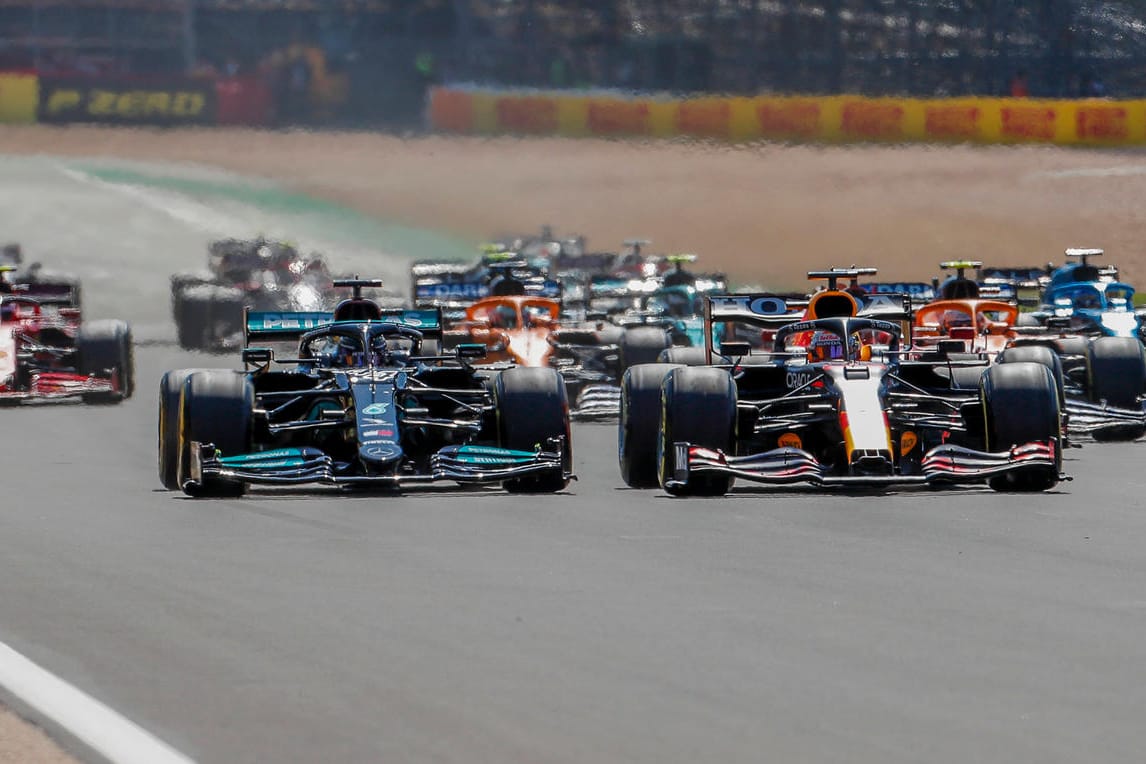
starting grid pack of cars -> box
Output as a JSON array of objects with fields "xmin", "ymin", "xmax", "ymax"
[{"xmin": 4, "ymin": 233, "xmax": 1146, "ymax": 499}]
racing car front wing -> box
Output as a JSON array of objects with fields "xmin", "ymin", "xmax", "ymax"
[
  {"xmin": 0, "ymin": 371, "xmax": 121, "ymax": 402},
  {"xmin": 571, "ymin": 383, "xmax": 621, "ymax": 420},
  {"xmin": 1063, "ymin": 398, "xmax": 1146, "ymax": 438},
  {"xmin": 186, "ymin": 442, "xmax": 570, "ymax": 491},
  {"xmin": 668, "ymin": 441, "xmax": 1066, "ymax": 489}
]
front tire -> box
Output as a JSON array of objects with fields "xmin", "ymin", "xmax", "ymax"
[
  {"xmin": 619, "ymin": 326, "xmax": 670, "ymax": 373},
  {"xmin": 657, "ymin": 367, "xmax": 737, "ymax": 497},
  {"xmin": 158, "ymin": 368, "xmax": 200, "ymax": 490},
  {"xmin": 981, "ymin": 362, "xmax": 1061, "ymax": 492},
  {"xmin": 179, "ymin": 370, "xmax": 253, "ymax": 497},
  {"xmin": 77, "ymin": 319, "xmax": 134, "ymax": 403},
  {"xmin": 618, "ymin": 363, "xmax": 680, "ymax": 488},
  {"xmin": 1086, "ymin": 336, "xmax": 1146, "ymax": 441},
  {"xmin": 495, "ymin": 367, "xmax": 571, "ymax": 493}
]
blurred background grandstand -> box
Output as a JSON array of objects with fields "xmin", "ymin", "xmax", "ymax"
[{"xmin": 3, "ymin": 1, "xmax": 1146, "ymax": 126}]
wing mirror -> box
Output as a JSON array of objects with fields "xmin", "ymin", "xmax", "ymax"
[
  {"xmin": 242, "ymin": 347, "xmax": 274, "ymax": 365},
  {"xmin": 719, "ymin": 341, "xmax": 752, "ymax": 358},
  {"xmin": 456, "ymin": 343, "xmax": 488, "ymax": 359}
]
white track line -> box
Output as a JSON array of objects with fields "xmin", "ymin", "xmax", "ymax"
[{"xmin": 0, "ymin": 640, "xmax": 194, "ymax": 764}]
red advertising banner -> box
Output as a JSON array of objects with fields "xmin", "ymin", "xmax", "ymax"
[
  {"xmin": 840, "ymin": 101, "xmax": 905, "ymax": 139},
  {"xmin": 215, "ymin": 76, "xmax": 272, "ymax": 127},
  {"xmin": 1000, "ymin": 105, "xmax": 1056, "ymax": 140},
  {"xmin": 586, "ymin": 99, "xmax": 651, "ymax": 135},
  {"xmin": 428, "ymin": 88, "xmax": 473, "ymax": 133},
  {"xmin": 676, "ymin": 99, "xmax": 731, "ymax": 138},
  {"xmin": 1075, "ymin": 104, "xmax": 1129, "ymax": 141},
  {"xmin": 924, "ymin": 104, "xmax": 981, "ymax": 140},
  {"xmin": 494, "ymin": 96, "xmax": 559, "ymax": 134},
  {"xmin": 756, "ymin": 100, "xmax": 821, "ymax": 138}
]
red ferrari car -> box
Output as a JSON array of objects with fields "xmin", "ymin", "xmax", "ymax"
[{"xmin": 0, "ymin": 293, "xmax": 133, "ymax": 404}]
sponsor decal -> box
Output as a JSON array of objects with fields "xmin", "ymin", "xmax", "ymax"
[
  {"xmin": 362, "ymin": 442, "xmax": 402, "ymax": 460},
  {"xmin": 786, "ymin": 370, "xmax": 818, "ymax": 389},
  {"xmin": 362, "ymin": 428, "xmax": 395, "ymax": 438},
  {"xmin": 841, "ymin": 101, "xmax": 905, "ymax": 139},
  {"xmin": 900, "ymin": 431, "xmax": 919, "ymax": 455},
  {"xmin": 362, "ymin": 402, "xmax": 390, "ymax": 416},
  {"xmin": 924, "ymin": 104, "xmax": 980, "ymax": 139},
  {"xmin": 429, "ymin": 88, "xmax": 474, "ymax": 133},
  {"xmin": 676, "ymin": 99, "xmax": 731, "ymax": 138},
  {"xmin": 416, "ymin": 282, "xmax": 488, "ymax": 300},
  {"xmin": 1000, "ymin": 106, "xmax": 1056, "ymax": 140},
  {"xmin": 1076, "ymin": 105, "xmax": 1129, "ymax": 141},
  {"xmin": 756, "ymin": 100, "xmax": 821, "ymax": 137},
  {"xmin": 709, "ymin": 295, "xmax": 789, "ymax": 316},
  {"xmin": 37, "ymin": 76, "xmax": 215, "ymax": 125},
  {"xmin": 495, "ymin": 96, "xmax": 559, "ymax": 133},
  {"xmin": 868, "ymin": 282, "xmax": 935, "ymax": 298},
  {"xmin": 252, "ymin": 312, "xmax": 330, "ymax": 331},
  {"xmin": 587, "ymin": 99, "xmax": 651, "ymax": 135},
  {"xmin": 777, "ymin": 432, "xmax": 803, "ymax": 449}
]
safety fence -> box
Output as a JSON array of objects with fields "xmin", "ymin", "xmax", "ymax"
[{"xmin": 429, "ymin": 86, "xmax": 1146, "ymax": 146}]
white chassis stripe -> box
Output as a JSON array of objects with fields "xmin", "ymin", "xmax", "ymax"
[{"xmin": 0, "ymin": 641, "xmax": 193, "ymax": 764}]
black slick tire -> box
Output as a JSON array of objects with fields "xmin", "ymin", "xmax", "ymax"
[
  {"xmin": 619, "ymin": 326, "xmax": 670, "ymax": 373},
  {"xmin": 1086, "ymin": 336, "xmax": 1146, "ymax": 441},
  {"xmin": 77, "ymin": 319, "xmax": 134, "ymax": 403},
  {"xmin": 158, "ymin": 368, "xmax": 200, "ymax": 490},
  {"xmin": 179, "ymin": 370, "xmax": 253, "ymax": 497},
  {"xmin": 981, "ymin": 362, "xmax": 1061, "ymax": 492},
  {"xmin": 618, "ymin": 363, "xmax": 680, "ymax": 488},
  {"xmin": 657, "ymin": 366, "xmax": 737, "ymax": 497},
  {"xmin": 495, "ymin": 367, "xmax": 571, "ymax": 493}
]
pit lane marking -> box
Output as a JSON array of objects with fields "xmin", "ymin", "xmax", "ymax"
[{"xmin": 0, "ymin": 639, "xmax": 194, "ymax": 764}]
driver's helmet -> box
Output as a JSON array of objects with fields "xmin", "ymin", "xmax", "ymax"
[
  {"xmin": 487, "ymin": 304, "xmax": 517, "ymax": 329},
  {"xmin": 941, "ymin": 309, "xmax": 972, "ymax": 329},
  {"xmin": 335, "ymin": 336, "xmax": 364, "ymax": 367},
  {"xmin": 1073, "ymin": 292, "xmax": 1100, "ymax": 309},
  {"xmin": 370, "ymin": 335, "xmax": 413, "ymax": 367},
  {"xmin": 807, "ymin": 331, "xmax": 846, "ymax": 362}
]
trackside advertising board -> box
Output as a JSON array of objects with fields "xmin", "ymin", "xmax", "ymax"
[
  {"xmin": 429, "ymin": 87, "xmax": 1146, "ymax": 147},
  {"xmin": 36, "ymin": 76, "xmax": 216, "ymax": 126}
]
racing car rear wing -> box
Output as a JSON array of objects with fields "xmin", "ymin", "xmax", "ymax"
[
  {"xmin": 413, "ymin": 279, "xmax": 562, "ymax": 306},
  {"xmin": 866, "ymin": 282, "xmax": 936, "ymax": 302},
  {"xmin": 244, "ymin": 307, "xmax": 444, "ymax": 344},
  {"xmin": 704, "ymin": 292, "xmax": 916, "ymax": 362}
]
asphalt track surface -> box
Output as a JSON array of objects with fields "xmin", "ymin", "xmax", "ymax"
[{"xmin": 3, "ymin": 157, "xmax": 1146, "ymax": 763}]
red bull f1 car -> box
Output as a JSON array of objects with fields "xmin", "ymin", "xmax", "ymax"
[{"xmin": 619, "ymin": 288, "xmax": 1066, "ymax": 496}]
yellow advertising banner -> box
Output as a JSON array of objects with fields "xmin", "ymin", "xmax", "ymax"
[
  {"xmin": 0, "ymin": 72, "xmax": 38, "ymax": 124},
  {"xmin": 430, "ymin": 87, "xmax": 1146, "ymax": 147}
]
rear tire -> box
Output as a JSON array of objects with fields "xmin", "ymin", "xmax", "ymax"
[
  {"xmin": 77, "ymin": 319, "xmax": 133, "ymax": 403},
  {"xmin": 619, "ymin": 327, "xmax": 670, "ymax": 373},
  {"xmin": 618, "ymin": 363, "xmax": 679, "ymax": 488},
  {"xmin": 658, "ymin": 346, "xmax": 707, "ymax": 366},
  {"xmin": 158, "ymin": 368, "xmax": 200, "ymax": 490},
  {"xmin": 981, "ymin": 362, "xmax": 1061, "ymax": 492},
  {"xmin": 1015, "ymin": 312, "xmax": 1041, "ymax": 327},
  {"xmin": 176, "ymin": 288, "xmax": 211, "ymax": 350},
  {"xmin": 997, "ymin": 344, "xmax": 1065, "ymax": 409},
  {"xmin": 496, "ymin": 367, "xmax": 571, "ymax": 493},
  {"xmin": 1086, "ymin": 336, "xmax": 1146, "ymax": 441},
  {"xmin": 179, "ymin": 370, "xmax": 253, "ymax": 497},
  {"xmin": 657, "ymin": 367, "xmax": 737, "ymax": 497}
]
